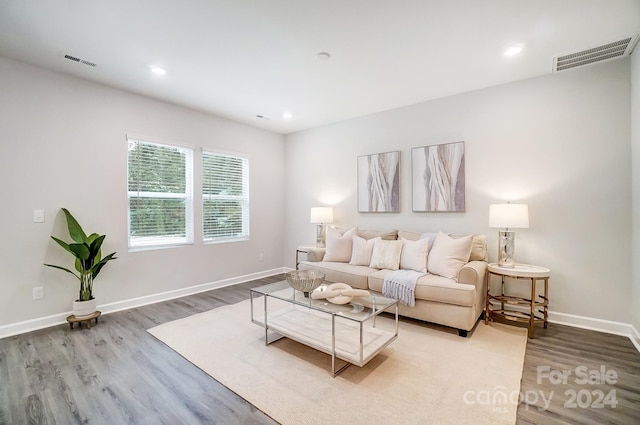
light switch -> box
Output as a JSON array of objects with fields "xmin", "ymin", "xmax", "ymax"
[{"xmin": 33, "ymin": 210, "xmax": 45, "ymax": 223}]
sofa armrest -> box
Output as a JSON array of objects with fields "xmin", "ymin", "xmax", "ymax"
[
  {"xmin": 457, "ymin": 260, "xmax": 487, "ymax": 286},
  {"xmin": 305, "ymin": 247, "xmax": 326, "ymax": 262}
]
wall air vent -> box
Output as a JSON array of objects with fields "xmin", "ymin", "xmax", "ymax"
[
  {"xmin": 64, "ymin": 54, "xmax": 80, "ymax": 62},
  {"xmin": 553, "ymin": 35, "xmax": 639, "ymax": 72},
  {"xmin": 63, "ymin": 53, "xmax": 98, "ymax": 68}
]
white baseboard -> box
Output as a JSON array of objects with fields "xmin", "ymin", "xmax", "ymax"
[
  {"xmin": 548, "ymin": 311, "xmax": 640, "ymax": 352},
  {"xmin": 630, "ymin": 325, "xmax": 640, "ymax": 353},
  {"xmin": 0, "ymin": 268, "xmax": 287, "ymax": 340},
  {"xmin": 3, "ymin": 272, "xmax": 639, "ymax": 355}
]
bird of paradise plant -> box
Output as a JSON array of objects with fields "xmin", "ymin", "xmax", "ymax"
[{"xmin": 44, "ymin": 208, "xmax": 117, "ymax": 301}]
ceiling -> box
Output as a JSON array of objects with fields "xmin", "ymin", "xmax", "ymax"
[{"xmin": 1, "ymin": 1, "xmax": 639, "ymax": 134}]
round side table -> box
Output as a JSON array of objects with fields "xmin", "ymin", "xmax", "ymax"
[{"xmin": 485, "ymin": 263, "xmax": 550, "ymax": 338}]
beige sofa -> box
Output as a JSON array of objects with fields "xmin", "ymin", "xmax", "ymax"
[{"xmin": 298, "ymin": 228, "xmax": 488, "ymax": 337}]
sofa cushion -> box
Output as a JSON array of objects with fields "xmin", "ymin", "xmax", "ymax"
[
  {"xmin": 369, "ymin": 270, "xmax": 476, "ymax": 307},
  {"xmin": 324, "ymin": 226, "xmax": 357, "ymax": 262},
  {"xmin": 298, "ymin": 261, "xmax": 372, "ymax": 290},
  {"xmin": 427, "ymin": 232, "xmax": 473, "ymax": 280},
  {"xmin": 397, "ymin": 230, "xmax": 421, "ymax": 240},
  {"xmin": 358, "ymin": 228, "xmax": 398, "ymax": 241},
  {"xmin": 369, "ymin": 239, "xmax": 403, "ymax": 270},
  {"xmin": 349, "ymin": 236, "xmax": 379, "ymax": 266},
  {"xmin": 399, "ymin": 237, "xmax": 428, "ymax": 273},
  {"xmin": 397, "ymin": 230, "xmax": 436, "ymax": 241}
]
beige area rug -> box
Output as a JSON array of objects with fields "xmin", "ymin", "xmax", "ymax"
[{"xmin": 148, "ymin": 299, "xmax": 527, "ymax": 425}]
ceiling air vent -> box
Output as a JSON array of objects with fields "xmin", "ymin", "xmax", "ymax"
[
  {"xmin": 63, "ymin": 53, "xmax": 98, "ymax": 68},
  {"xmin": 64, "ymin": 54, "xmax": 80, "ymax": 62},
  {"xmin": 553, "ymin": 35, "xmax": 639, "ymax": 72}
]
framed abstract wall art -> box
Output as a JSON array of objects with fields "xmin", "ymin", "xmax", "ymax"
[
  {"xmin": 357, "ymin": 151, "xmax": 400, "ymax": 213},
  {"xmin": 412, "ymin": 141, "xmax": 465, "ymax": 212}
]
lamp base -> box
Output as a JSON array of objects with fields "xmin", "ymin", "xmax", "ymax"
[
  {"xmin": 316, "ymin": 224, "xmax": 326, "ymax": 248},
  {"xmin": 497, "ymin": 231, "xmax": 515, "ymax": 268}
]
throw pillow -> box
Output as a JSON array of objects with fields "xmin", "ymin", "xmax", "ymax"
[
  {"xmin": 419, "ymin": 232, "xmax": 438, "ymax": 251},
  {"xmin": 427, "ymin": 232, "xmax": 473, "ymax": 280},
  {"xmin": 324, "ymin": 226, "xmax": 358, "ymax": 262},
  {"xmin": 369, "ymin": 239, "xmax": 403, "ymax": 270},
  {"xmin": 450, "ymin": 234, "xmax": 487, "ymax": 261},
  {"xmin": 349, "ymin": 236, "xmax": 380, "ymax": 266},
  {"xmin": 399, "ymin": 238, "xmax": 429, "ymax": 273},
  {"xmin": 397, "ymin": 231, "xmax": 437, "ymax": 251},
  {"xmin": 470, "ymin": 234, "xmax": 487, "ymax": 261}
]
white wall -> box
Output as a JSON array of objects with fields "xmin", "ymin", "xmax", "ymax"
[
  {"xmin": 0, "ymin": 57, "xmax": 285, "ymax": 327},
  {"xmin": 284, "ymin": 59, "xmax": 632, "ymax": 323},
  {"xmin": 632, "ymin": 49, "xmax": 640, "ymax": 335}
]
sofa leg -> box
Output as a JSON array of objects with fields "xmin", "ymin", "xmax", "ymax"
[{"xmin": 457, "ymin": 329, "xmax": 468, "ymax": 338}]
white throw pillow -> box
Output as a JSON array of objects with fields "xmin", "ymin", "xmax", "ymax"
[
  {"xmin": 349, "ymin": 236, "xmax": 380, "ymax": 266},
  {"xmin": 427, "ymin": 232, "xmax": 473, "ymax": 280},
  {"xmin": 324, "ymin": 226, "xmax": 358, "ymax": 262},
  {"xmin": 369, "ymin": 239, "xmax": 403, "ymax": 270},
  {"xmin": 400, "ymin": 238, "xmax": 429, "ymax": 273},
  {"xmin": 419, "ymin": 232, "xmax": 438, "ymax": 251}
]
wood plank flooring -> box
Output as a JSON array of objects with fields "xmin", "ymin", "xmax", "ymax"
[
  {"xmin": 1, "ymin": 274, "xmax": 638, "ymax": 424},
  {"xmin": 517, "ymin": 323, "xmax": 640, "ymax": 424}
]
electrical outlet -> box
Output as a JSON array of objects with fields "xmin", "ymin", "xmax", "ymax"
[
  {"xmin": 258, "ymin": 253, "xmax": 264, "ymax": 262},
  {"xmin": 33, "ymin": 210, "xmax": 45, "ymax": 223},
  {"xmin": 33, "ymin": 286, "xmax": 44, "ymax": 300}
]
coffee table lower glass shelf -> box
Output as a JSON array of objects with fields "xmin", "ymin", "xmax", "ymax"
[{"xmin": 250, "ymin": 281, "xmax": 398, "ymax": 377}]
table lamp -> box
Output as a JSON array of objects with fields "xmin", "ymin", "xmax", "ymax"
[
  {"xmin": 489, "ymin": 203, "xmax": 529, "ymax": 268},
  {"xmin": 310, "ymin": 207, "xmax": 334, "ymax": 247}
]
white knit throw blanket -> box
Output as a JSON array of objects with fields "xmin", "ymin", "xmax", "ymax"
[{"xmin": 382, "ymin": 270, "xmax": 425, "ymax": 307}]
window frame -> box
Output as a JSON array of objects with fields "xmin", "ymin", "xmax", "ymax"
[
  {"xmin": 127, "ymin": 136, "xmax": 194, "ymax": 251},
  {"xmin": 201, "ymin": 150, "xmax": 250, "ymax": 244}
]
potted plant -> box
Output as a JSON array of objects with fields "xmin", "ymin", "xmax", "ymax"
[{"xmin": 44, "ymin": 208, "xmax": 117, "ymax": 318}]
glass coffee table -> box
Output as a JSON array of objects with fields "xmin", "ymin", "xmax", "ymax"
[{"xmin": 250, "ymin": 280, "xmax": 399, "ymax": 377}]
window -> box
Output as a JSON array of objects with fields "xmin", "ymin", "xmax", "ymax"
[
  {"xmin": 127, "ymin": 137, "xmax": 194, "ymax": 249},
  {"xmin": 202, "ymin": 151, "xmax": 249, "ymax": 242}
]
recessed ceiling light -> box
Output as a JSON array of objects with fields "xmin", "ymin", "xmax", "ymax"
[
  {"xmin": 151, "ymin": 66, "xmax": 166, "ymax": 75},
  {"xmin": 317, "ymin": 52, "xmax": 331, "ymax": 61},
  {"xmin": 282, "ymin": 112, "xmax": 293, "ymax": 119},
  {"xmin": 504, "ymin": 45, "xmax": 523, "ymax": 56}
]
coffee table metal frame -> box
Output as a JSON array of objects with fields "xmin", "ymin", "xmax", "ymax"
[{"xmin": 250, "ymin": 280, "xmax": 399, "ymax": 377}]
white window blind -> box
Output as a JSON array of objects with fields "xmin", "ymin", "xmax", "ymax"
[
  {"xmin": 202, "ymin": 151, "xmax": 249, "ymax": 242},
  {"xmin": 127, "ymin": 137, "xmax": 194, "ymax": 249}
]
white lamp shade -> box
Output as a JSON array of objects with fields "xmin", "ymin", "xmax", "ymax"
[
  {"xmin": 310, "ymin": 207, "xmax": 334, "ymax": 224},
  {"xmin": 489, "ymin": 204, "xmax": 529, "ymax": 229}
]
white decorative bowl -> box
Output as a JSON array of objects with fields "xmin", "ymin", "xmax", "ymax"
[{"xmin": 285, "ymin": 270, "xmax": 326, "ymax": 293}]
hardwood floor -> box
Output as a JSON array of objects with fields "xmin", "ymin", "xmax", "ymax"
[
  {"xmin": 517, "ymin": 323, "xmax": 640, "ymax": 424},
  {"xmin": 1, "ymin": 274, "xmax": 638, "ymax": 424},
  {"xmin": 0, "ymin": 276, "xmax": 283, "ymax": 425}
]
